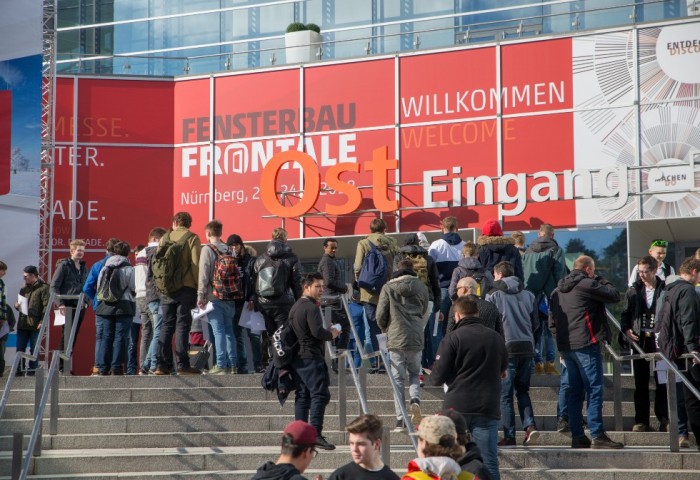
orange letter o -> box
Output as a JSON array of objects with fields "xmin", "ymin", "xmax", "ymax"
[{"xmin": 260, "ymin": 150, "xmax": 321, "ymax": 218}]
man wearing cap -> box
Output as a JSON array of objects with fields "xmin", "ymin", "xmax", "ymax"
[
  {"xmin": 476, "ymin": 218, "xmax": 523, "ymax": 281},
  {"xmin": 403, "ymin": 415, "xmax": 473, "ymax": 480},
  {"xmin": 428, "ymin": 296, "xmax": 507, "ymax": 480},
  {"xmin": 628, "ymin": 239, "xmax": 675, "ymax": 286},
  {"xmin": 251, "ymin": 420, "xmax": 321, "ymax": 480}
]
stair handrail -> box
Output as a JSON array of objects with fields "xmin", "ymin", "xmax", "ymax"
[
  {"xmin": 378, "ymin": 348, "xmax": 419, "ymax": 452},
  {"xmin": 603, "ymin": 308, "xmax": 700, "ymax": 452},
  {"xmin": 12, "ymin": 351, "xmax": 61, "ymax": 480},
  {"xmin": 0, "ymin": 292, "xmax": 55, "ymax": 419}
]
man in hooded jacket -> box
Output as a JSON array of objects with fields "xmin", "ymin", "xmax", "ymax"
[
  {"xmin": 377, "ymin": 259, "xmax": 429, "ymax": 431},
  {"xmin": 477, "ymin": 219, "xmax": 523, "ymax": 281}
]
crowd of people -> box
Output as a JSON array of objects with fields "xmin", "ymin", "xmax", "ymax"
[{"xmin": 2, "ymin": 212, "xmax": 700, "ymax": 480}]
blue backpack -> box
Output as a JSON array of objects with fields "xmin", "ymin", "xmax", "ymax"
[{"xmin": 357, "ymin": 241, "xmax": 389, "ymax": 295}]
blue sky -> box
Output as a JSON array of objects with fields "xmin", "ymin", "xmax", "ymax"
[{"xmin": 0, "ymin": 54, "xmax": 41, "ymax": 168}]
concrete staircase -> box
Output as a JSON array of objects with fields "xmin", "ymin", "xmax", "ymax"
[{"xmin": 0, "ymin": 373, "xmax": 698, "ymax": 479}]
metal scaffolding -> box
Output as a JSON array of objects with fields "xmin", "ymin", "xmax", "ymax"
[{"xmin": 39, "ymin": 0, "xmax": 56, "ymax": 282}]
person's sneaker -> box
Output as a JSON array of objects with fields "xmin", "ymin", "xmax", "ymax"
[
  {"xmin": 315, "ymin": 435, "xmax": 336, "ymax": 451},
  {"xmin": 523, "ymin": 425, "xmax": 540, "ymax": 446},
  {"xmin": 208, "ymin": 366, "xmax": 227, "ymax": 375},
  {"xmin": 153, "ymin": 367, "xmax": 171, "ymax": 376},
  {"xmin": 422, "ymin": 367, "xmax": 432, "ymax": 375},
  {"xmin": 394, "ymin": 419, "xmax": 406, "ymax": 432},
  {"xmin": 571, "ymin": 435, "xmax": 591, "ymax": 449},
  {"xmin": 544, "ymin": 361, "xmax": 559, "ymax": 375},
  {"xmin": 679, "ymin": 435, "xmax": 691, "ymax": 448},
  {"xmin": 498, "ymin": 437, "xmax": 516, "ymax": 447},
  {"xmin": 177, "ymin": 366, "xmax": 202, "ymax": 375},
  {"xmin": 632, "ymin": 423, "xmax": 650, "ymax": 432},
  {"xmin": 91, "ymin": 366, "xmax": 100, "ymax": 376},
  {"xmin": 138, "ymin": 368, "xmax": 149, "ymax": 376},
  {"xmin": 592, "ymin": 433, "xmax": 624, "ymax": 449},
  {"xmin": 534, "ymin": 362, "xmax": 545, "ymax": 374},
  {"xmin": 410, "ymin": 398, "xmax": 422, "ymax": 426},
  {"xmin": 419, "ymin": 374, "xmax": 424, "ymax": 387},
  {"xmin": 227, "ymin": 367, "xmax": 238, "ymax": 374},
  {"xmin": 557, "ymin": 417, "xmax": 570, "ymax": 434}
]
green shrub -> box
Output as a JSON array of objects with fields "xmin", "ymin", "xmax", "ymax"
[
  {"xmin": 286, "ymin": 22, "xmax": 307, "ymax": 33},
  {"xmin": 305, "ymin": 23, "xmax": 321, "ymax": 34}
]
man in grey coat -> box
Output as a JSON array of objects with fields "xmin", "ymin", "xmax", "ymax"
[{"xmin": 376, "ymin": 259, "xmax": 429, "ymax": 432}]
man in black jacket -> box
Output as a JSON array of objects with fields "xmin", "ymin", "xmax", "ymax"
[
  {"xmin": 50, "ymin": 239, "xmax": 88, "ymax": 372},
  {"xmin": 318, "ymin": 238, "xmax": 350, "ymax": 354},
  {"xmin": 428, "ymin": 296, "xmax": 507, "ymax": 480},
  {"xmin": 660, "ymin": 257, "xmax": 700, "ymax": 449},
  {"xmin": 550, "ymin": 255, "xmax": 622, "ymax": 449},
  {"xmin": 289, "ymin": 272, "xmax": 340, "ymax": 451}
]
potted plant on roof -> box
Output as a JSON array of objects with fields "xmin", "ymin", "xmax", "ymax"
[{"xmin": 285, "ymin": 22, "xmax": 322, "ymax": 64}]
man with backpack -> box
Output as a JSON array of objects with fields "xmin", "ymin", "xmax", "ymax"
[
  {"xmin": 153, "ymin": 211, "xmax": 202, "ymax": 376},
  {"xmin": 377, "ymin": 259, "xmax": 429, "ymax": 432},
  {"xmin": 198, "ymin": 220, "xmax": 240, "ymax": 374},
  {"xmin": 448, "ymin": 242, "xmax": 493, "ymax": 301},
  {"xmin": 523, "ymin": 224, "xmax": 567, "ymax": 375},
  {"xmin": 288, "ymin": 272, "xmax": 340, "ymax": 451},
  {"xmin": 255, "ymin": 227, "xmax": 302, "ymax": 365},
  {"xmin": 136, "ymin": 227, "xmax": 166, "ymax": 375},
  {"xmin": 549, "ymin": 255, "xmax": 622, "ymax": 449},
  {"xmin": 354, "ymin": 218, "xmax": 398, "ymax": 371},
  {"xmin": 656, "ymin": 257, "xmax": 700, "ymax": 449}
]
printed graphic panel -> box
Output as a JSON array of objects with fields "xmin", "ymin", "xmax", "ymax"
[
  {"xmin": 54, "ymin": 77, "xmax": 75, "ymax": 143},
  {"xmin": 303, "ymin": 128, "xmax": 396, "ymax": 238},
  {"xmin": 175, "ymin": 78, "xmax": 212, "ymax": 144},
  {"xmin": 214, "ymin": 69, "xmax": 300, "ymax": 140},
  {"xmin": 0, "ymin": 91, "xmax": 10, "ymax": 195},
  {"xmin": 501, "ymin": 38, "xmax": 573, "ymax": 115},
  {"xmin": 501, "ymin": 114, "xmax": 576, "ymax": 230},
  {"xmin": 399, "ymin": 119, "xmax": 498, "ymax": 231},
  {"xmin": 304, "ymin": 59, "xmax": 395, "ymax": 131},
  {"xmin": 73, "ymin": 79, "xmax": 174, "ymax": 144},
  {"xmin": 72, "ymin": 147, "xmax": 175, "ymax": 248},
  {"xmin": 399, "ymin": 47, "xmax": 497, "ymax": 124}
]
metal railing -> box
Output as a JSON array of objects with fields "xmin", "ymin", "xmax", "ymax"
[
  {"xmin": 603, "ymin": 309, "xmax": 700, "ymax": 452},
  {"xmin": 3, "ymin": 294, "xmax": 86, "ymax": 480}
]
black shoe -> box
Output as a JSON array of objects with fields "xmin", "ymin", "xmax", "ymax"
[
  {"xmin": 571, "ymin": 435, "xmax": 591, "ymax": 449},
  {"xmin": 394, "ymin": 419, "xmax": 406, "ymax": 432},
  {"xmin": 592, "ymin": 433, "xmax": 623, "ymax": 449},
  {"xmin": 315, "ymin": 435, "xmax": 336, "ymax": 451}
]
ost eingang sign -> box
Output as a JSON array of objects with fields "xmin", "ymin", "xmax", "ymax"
[{"xmin": 51, "ymin": 21, "xmax": 700, "ymax": 251}]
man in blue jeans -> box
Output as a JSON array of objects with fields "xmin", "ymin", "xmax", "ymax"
[
  {"xmin": 486, "ymin": 261, "xmax": 540, "ymax": 446},
  {"xmin": 550, "ymin": 255, "xmax": 623, "ymax": 449},
  {"xmin": 429, "ymin": 296, "xmax": 507, "ymax": 480},
  {"xmin": 289, "ymin": 272, "xmax": 340, "ymax": 451}
]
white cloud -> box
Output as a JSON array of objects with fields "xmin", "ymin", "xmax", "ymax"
[{"xmin": 0, "ymin": 62, "xmax": 25, "ymax": 88}]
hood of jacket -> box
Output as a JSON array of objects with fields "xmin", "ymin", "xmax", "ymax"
[
  {"xmin": 443, "ymin": 232, "xmax": 463, "ymax": 246},
  {"xmin": 367, "ymin": 232, "xmax": 396, "ymax": 252},
  {"xmin": 491, "ymin": 276, "xmax": 523, "ymax": 294},
  {"xmin": 266, "ymin": 240, "xmax": 294, "ymax": 260},
  {"xmin": 105, "ymin": 255, "xmax": 130, "ymax": 268},
  {"xmin": 526, "ymin": 235, "xmax": 559, "ymax": 254},
  {"xmin": 386, "ymin": 273, "xmax": 423, "ymax": 297},
  {"xmin": 457, "ymin": 256, "xmax": 484, "ymax": 271},
  {"xmin": 252, "ymin": 461, "xmax": 302, "ymax": 480},
  {"xmin": 408, "ymin": 457, "xmax": 462, "ymax": 480},
  {"xmin": 664, "ymin": 274, "xmax": 683, "ymax": 288},
  {"xmin": 456, "ymin": 441, "xmax": 485, "ymax": 466},
  {"xmin": 477, "ymin": 235, "xmax": 516, "ymax": 247},
  {"xmin": 557, "ymin": 269, "xmax": 589, "ymax": 293}
]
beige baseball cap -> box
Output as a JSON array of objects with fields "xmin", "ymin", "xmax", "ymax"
[{"xmin": 410, "ymin": 415, "xmax": 457, "ymax": 444}]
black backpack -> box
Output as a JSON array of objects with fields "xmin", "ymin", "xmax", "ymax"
[
  {"xmin": 654, "ymin": 288, "xmax": 684, "ymax": 361},
  {"xmin": 96, "ymin": 263, "xmax": 128, "ymax": 304},
  {"xmin": 270, "ymin": 322, "xmax": 299, "ymax": 368},
  {"xmin": 255, "ymin": 255, "xmax": 289, "ymax": 298}
]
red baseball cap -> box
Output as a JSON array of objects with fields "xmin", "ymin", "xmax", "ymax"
[{"xmin": 283, "ymin": 420, "xmax": 318, "ymax": 446}]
